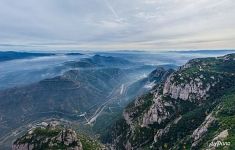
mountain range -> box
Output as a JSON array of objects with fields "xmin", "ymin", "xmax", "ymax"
[
  {"xmin": 0, "ymin": 51, "xmax": 55, "ymax": 62},
  {"xmin": 0, "ymin": 53, "xmax": 234, "ymax": 150},
  {"xmin": 102, "ymin": 53, "xmax": 235, "ymax": 150}
]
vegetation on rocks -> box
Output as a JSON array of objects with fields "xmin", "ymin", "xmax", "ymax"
[
  {"xmin": 13, "ymin": 123, "xmax": 104, "ymax": 150},
  {"xmin": 103, "ymin": 54, "xmax": 235, "ymax": 150}
]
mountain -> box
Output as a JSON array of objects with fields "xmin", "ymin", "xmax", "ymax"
[
  {"xmin": 2, "ymin": 53, "xmax": 234, "ymax": 149},
  {"xmin": 91, "ymin": 67, "xmax": 174, "ymax": 136},
  {"xmin": 123, "ymin": 67, "xmax": 174, "ymax": 104},
  {"xmin": 171, "ymin": 50, "xmax": 235, "ymax": 54},
  {"xmin": 0, "ymin": 51, "xmax": 55, "ymax": 62},
  {"xmin": 0, "ymin": 54, "xmax": 155, "ymax": 149},
  {"xmin": 0, "ymin": 67, "xmax": 126, "ymax": 139},
  {"xmin": 7, "ymin": 64, "xmax": 174, "ymax": 150},
  {"xmin": 65, "ymin": 52, "xmax": 84, "ymax": 56},
  {"xmin": 102, "ymin": 53, "xmax": 235, "ymax": 150},
  {"xmin": 0, "ymin": 55, "xmax": 130, "ymax": 141},
  {"xmin": 64, "ymin": 54, "xmax": 133, "ymax": 68},
  {"xmin": 12, "ymin": 122, "xmax": 103, "ymax": 150}
]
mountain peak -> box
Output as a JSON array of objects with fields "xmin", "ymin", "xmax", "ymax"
[{"xmin": 13, "ymin": 123, "xmax": 83, "ymax": 150}]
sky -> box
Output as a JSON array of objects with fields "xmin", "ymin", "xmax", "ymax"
[{"xmin": 0, "ymin": 0, "xmax": 234, "ymax": 51}]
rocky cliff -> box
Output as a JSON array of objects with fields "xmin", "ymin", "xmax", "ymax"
[{"xmin": 104, "ymin": 53, "xmax": 235, "ymax": 150}]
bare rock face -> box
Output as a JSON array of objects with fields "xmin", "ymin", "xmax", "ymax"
[
  {"xmin": 163, "ymin": 74, "xmax": 212, "ymax": 102},
  {"xmin": 191, "ymin": 113, "xmax": 216, "ymax": 147},
  {"xmin": 123, "ymin": 111, "xmax": 132, "ymax": 126},
  {"xmin": 124, "ymin": 140, "xmax": 132, "ymax": 150},
  {"xmin": 142, "ymin": 93, "xmax": 173, "ymax": 127},
  {"xmin": 213, "ymin": 129, "xmax": 229, "ymax": 141},
  {"xmin": 153, "ymin": 116, "xmax": 182, "ymax": 143},
  {"xmin": 56, "ymin": 129, "xmax": 82, "ymax": 150}
]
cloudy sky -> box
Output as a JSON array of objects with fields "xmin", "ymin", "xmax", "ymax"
[{"xmin": 0, "ymin": 0, "xmax": 234, "ymax": 51}]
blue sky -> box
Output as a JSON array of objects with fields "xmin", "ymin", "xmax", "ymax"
[{"xmin": 0, "ymin": 0, "xmax": 234, "ymax": 51}]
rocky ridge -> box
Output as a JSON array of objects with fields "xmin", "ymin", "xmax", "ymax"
[
  {"xmin": 105, "ymin": 53, "xmax": 235, "ymax": 150},
  {"xmin": 12, "ymin": 123, "xmax": 83, "ymax": 150}
]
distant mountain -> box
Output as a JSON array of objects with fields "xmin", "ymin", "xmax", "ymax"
[
  {"xmin": 65, "ymin": 52, "xmax": 84, "ymax": 56},
  {"xmin": 0, "ymin": 51, "xmax": 55, "ymax": 62},
  {"xmin": 123, "ymin": 67, "xmax": 174, "ymax": 103},
  {"xmin": 102, "ymin": 53, "xmax": 235, "ymax": 150},
  {"xmin": 0, "ymin": 54, "xmax": 147, "ymax": 149},
  {"xmin": 171, "ymin": 50, "xmax": 235, "ymax": 54},
  {"xmin": 0, "ymin": 68, "xmax": 127, "ymax": 139},
  {"xmin": 64, "ymin": 54, "xmax": 133, "ymax": 68},
  {"xmin": 4, "ymin": 53, "xmax": 235, "ymax": 150}
]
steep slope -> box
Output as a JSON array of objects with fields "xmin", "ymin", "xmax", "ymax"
[
  {"xmin": 191, "ymin": 87, "xmax": 235, "ymax": 149},
  {"xmin": 104, "ymin": 54, "xmax": 235, "ymax": 150},
  {"xmin": 92, "ymin": 67, "xmax": 174, "ymax": 136},
  {"xmin": 123, "ymin": 67, "xmax": 175, "ymax": 104}
]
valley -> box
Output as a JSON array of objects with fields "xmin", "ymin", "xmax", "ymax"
[
  {"xmin": 1, "ymin": 0, "xmax": 235, "ymax": 149},
  {"xmin": 104, "ymin": 53, "xmax": 235, "ymax": 150},
  {"xmin": 0, "ymin": 51, "xmax": 234, "ymax": 150},
  {"xmin": 0, "ymin": 53, "xmax": 157, "ymax": 149}
]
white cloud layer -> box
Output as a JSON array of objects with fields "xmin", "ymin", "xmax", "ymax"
[{"xmin": 0, "ymin": 0, "xmax": 234, "ymax": 51}]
